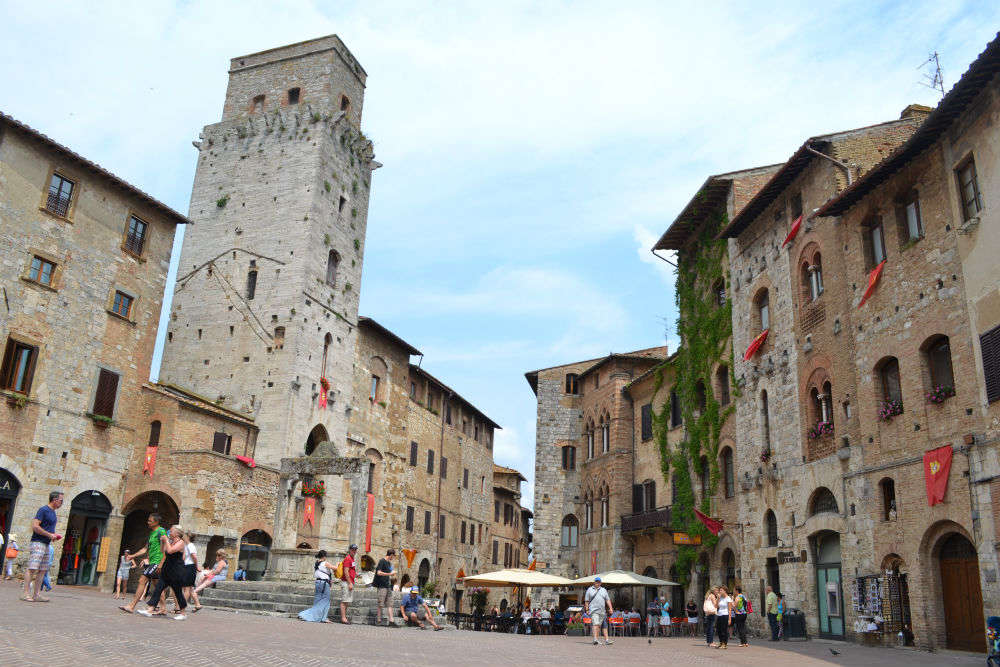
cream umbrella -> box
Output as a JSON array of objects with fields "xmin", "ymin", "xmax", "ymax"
[
  {"xmin": 461, "ymin": 568, "xmax": 575, "ymax": 587},
  {"xmin": 570, "ymin": 569, "xmax": 679, "ymax": 586}
]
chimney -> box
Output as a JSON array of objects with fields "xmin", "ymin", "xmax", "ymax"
[{"xmin": 900, "ymin": 103, "xmax": 934, "ymax": 121}]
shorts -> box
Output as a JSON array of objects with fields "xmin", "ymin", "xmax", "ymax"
[
  {"xmin": 376, "ymin": 587, "xmax": 392, "ymax": 607},
  {"xmin": 660, "ymin": 617, "xmax": 671, "ymax": 625},
  {"xmin": 26, "ymin": 542, "xmax": 50, "ymax": 570},
  {"xmin": 590, "ymin": 611, "xmax": 606, "ymax": 626},
  {"xmin": 687, "ymin": 616, "xmax": 698, "ymax": 624},
  {"xmin": 183, "ymin": 564, "xmax": 198, "ymax": 587},
  {"xmin": 142, "ymin": 563, "xmax": 160, "ymax": 580},
  {"xmin": 340, "ymin": 579, "xmax": 353, "ymax": 603},
  {"xmin": 405, "ymin": 608, "xmax": 428, "ymax": 620},
  {"xmin": 116, "ymin": 568, "xmax": 132, "ymax": 580}
]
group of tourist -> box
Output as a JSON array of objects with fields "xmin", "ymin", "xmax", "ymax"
[{"xmin": 701, "ymin": 584, "xmax": 755, "ymax": 648}]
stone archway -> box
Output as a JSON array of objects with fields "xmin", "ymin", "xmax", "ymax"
[
  {"xmin": 58, "ymin": 490, "xmax": 112, "ymax": 586},
  {"xmin": 305, "ymin": 424, "xmax": 330, "ymax": 456},
  {"xmin": 239, "ymin": 529, "xmax": 271, "ymax": 581},
  {"xmin": 0, "ymin": 467, "xmax": 22, "ymax": 576},
  {"xmin": 937, "ymin": 532, "xmax": 984, "ymax": 652},
  {"xmin": 119, "ymin": 491, "xmax": 179, "ymax": 592}
]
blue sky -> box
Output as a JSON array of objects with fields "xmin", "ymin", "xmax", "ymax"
[{"xmin": 2, "ymin": 1, "xmax": 998, "ymax": 507}]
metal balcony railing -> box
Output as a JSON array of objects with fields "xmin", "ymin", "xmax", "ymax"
[{"xmin": 621, "ymin": 506, "xmax": 672, "ymax": 533}]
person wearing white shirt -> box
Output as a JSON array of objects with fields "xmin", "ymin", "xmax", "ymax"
[{"xmin": 714, "ymin": 586, "xmax": 733, "ymax": 649}]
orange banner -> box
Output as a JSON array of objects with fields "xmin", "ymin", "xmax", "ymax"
[
  {"xmin": 403, "ymin": 548, "xmax": 417, "ymax": 568},
  {"xmin": 456, "ymin": 568, "xmax": 465, "ymax": 580},
  {"xmin": 364, "ymin": 492, "xmax": 374, "ymax": 552},
  {"xmin": 303, "ymin": 496, "xmax": 316, "ymax": 526},
  {"xmin": 142, "ymin": 446, "xmax": 157, "ymax": 477}
]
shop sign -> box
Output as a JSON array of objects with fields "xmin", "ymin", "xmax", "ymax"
[
  {"xmin": 673, "ymin": 532, "xmax": 702, "ymax": 545},
  {"xmin": 96, "ymin": 536, "xmax": 111, "ymax": 573},
  {"xmin": 777, "ymin": 550, "xmax": 807, "ymax": 564}
]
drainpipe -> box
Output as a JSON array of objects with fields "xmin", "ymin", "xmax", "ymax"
[{"xmin": 805, "ymin": 145, "xmax": 853, "ymax": 187}]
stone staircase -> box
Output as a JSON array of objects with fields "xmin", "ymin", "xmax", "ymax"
[{"xmin": 198, "ymin": 580, "xmax": 409, "ymax": 625}]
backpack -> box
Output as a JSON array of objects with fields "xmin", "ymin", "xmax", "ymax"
[{"xmin": 334, "ymin": 560, "xmax": 344, "ymax": 580}]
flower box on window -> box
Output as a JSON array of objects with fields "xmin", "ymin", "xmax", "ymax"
[
  {"xmin": 926, "ymin": 385, "xmax": 955, "ymax": 405},
  {"xmin": 302, "ymin": 480, "xmax": 326, "ymax": 497},
  {"xmin": 808, "ymin": 421, "xmax": 834, "ymax": 439},
  {"xmin": 877, "ymin": 400, "xmax": 903, "ymax": 422}
]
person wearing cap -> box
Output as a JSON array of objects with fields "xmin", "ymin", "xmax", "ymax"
[
  {"xmin": 584, "ymin": 576, "xmax": 614, "ymax": 646},
  {"xmin": 400, "ymin": 586, "xmax": 442, "ymax": 630},
  {"xmin": 339, "ymin": 544, "xmax": 358, "ymax": 624},
  {"xmin": 373, "ymin": 549, "xmax": 396, "ymax": 626}
]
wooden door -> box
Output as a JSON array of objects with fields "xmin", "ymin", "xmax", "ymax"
[{"xmin": 940, "ymin": 534, "xmax": 985, "ymax": 652}]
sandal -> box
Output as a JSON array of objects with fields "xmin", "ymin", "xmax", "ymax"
[
  {"xmin": 119, "ymin": 606, "xmax": 134, "ymax": 613},
  {"xmin": 20, "ymin": 596, "xmax": 34, "ymax": 602},
  {"xmin": 190, "ymin": 605, "xmax": 202, "ymax": 613}
]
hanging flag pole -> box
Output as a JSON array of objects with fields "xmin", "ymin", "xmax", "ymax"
[{"xmin": 693, "ymin": 508, "xmax": 723, "ymax": 536}]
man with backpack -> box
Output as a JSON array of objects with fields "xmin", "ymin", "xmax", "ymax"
[
  {"xmin": 732, "ymin": 586, "xmax": 752, "ymax": 647},
  {"xmin": 338, "ymin": 544, "xmax": 358, "ymax": 624}
]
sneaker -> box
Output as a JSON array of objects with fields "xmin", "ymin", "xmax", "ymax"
[
  {"xmin": 604, "ymin": 640, "xmax": 614, "ymax": 646},
  {"xmin": 172, "ymin": 614, "xmax": 186, "ymax": 621},
  {"xmin": 593, "ymin": 640, "xmax": 599, "ymax": 645}
]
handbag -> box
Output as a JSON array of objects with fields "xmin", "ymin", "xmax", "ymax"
[
  {"xmin": 703, "ymin": 598, "xmax": 717, "ymax": 615},
  {"xmin": 5, "ymin": 547, "xmax": 18, "ymax": 560}
]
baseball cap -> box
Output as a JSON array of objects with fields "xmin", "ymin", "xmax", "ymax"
[
  {"xmin": 594, "ymin": 576, "xmax": 602, "ymax": 582},
  {"xmin": 349, "ymin": 544, "xmax": 358, "ymax": 551},
  {"xmin": 410, "ymin": 586, "xmax": 420, "ymax": 593}
]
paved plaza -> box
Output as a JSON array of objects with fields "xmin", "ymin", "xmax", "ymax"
[{"xmin": 0, "ymin": 585, "xmax": 985, "ymax": 666}]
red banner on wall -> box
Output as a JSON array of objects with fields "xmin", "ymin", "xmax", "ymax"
[
  {"xmin": 924, "ymin": 445, "xmax": 953, "ymax": 506},
  {"xmin": 364, "ymin": 492, "xmax": 374, "ymax": 552},
  {"xmin": 858, "ymin": 260, "xmax": 886, "ymax": 308},
  {"xmin": 303, "ymin": 496, "xmax": 316, "ymax": 526},
  {"xmin": 319, "ymin": 377, "xmax": 330, "ymax": 409},
  {"xmin": 694, "ymin": 508, "xmax": 723, "ymax": 536},
  {"xmin": 743, "ymin": 329, "xmax": 769, "ymax": 361},
  {"xmin": 782, "ymin": 215, "xmax": 803, "ymax": 248},
  {"xmin": 142, "ymin": 446, "xmax": 158, "ymax": 477}
]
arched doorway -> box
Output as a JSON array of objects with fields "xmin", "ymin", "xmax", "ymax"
[
  {"xmin": 0, "ymin": 468, "xmax": 21, "ymax": 575},
  {"xmin": 119, "ymin": 491, "xmax": 179, "ymax": 592},
  {"xmin": 305, "ymin": 424, "xmax": 329, "ymax": 456},
  {"xmin": 204, "ymin": 535, "xmax": 225, "ymax": 569},
  {"xmin": 643, "ymin": 566, "xmax": 658, "ymax": 609},
  {"xmin": 721, "ymin": 548, "xmax": 736, "ymax": 592},
  {"xmin": 417, "ymin": 558, "xmax": 430, "ymax": 590},
  {"xmin": 669, "ymin": 565, "xmax": 685, "ymax": 616},
  {"xmin": 881, "ymin": 554, "xmax": 912, "ymax": 644},
  {"xmin": 812, "ymin": 531, "xmax": 844, "ymax": 638},
  {"xmin": 58, "ymin": 490, "xmax": 112, "ymax": 586},
  {"xmin": 238, "ymin": 529, "xmax": 271, "ymax": 581},
  {"xmin": 938, "ymin": 533, "xmax": 984, "ymax": 651}
]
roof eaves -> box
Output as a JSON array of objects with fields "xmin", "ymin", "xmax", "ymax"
[
  {"xmin": 0, "ymin": 112, "xmax": 192, "ymax": 227},
  {"xmin": 410, "ymin": 364, "xmax": 501, "ymax": 429},
  {"xmin": 357, "ymin": 316, "xmax": 422, "ymax": 356}
]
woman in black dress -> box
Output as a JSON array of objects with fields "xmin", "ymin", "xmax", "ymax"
[{"xmin": 139, "ymin": 525, "xmax": 189, "ymax": 620}]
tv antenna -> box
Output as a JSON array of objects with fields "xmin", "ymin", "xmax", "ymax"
[{"xmin": 919, "ymin": 52, "xmax": 945, "ymax": 97}]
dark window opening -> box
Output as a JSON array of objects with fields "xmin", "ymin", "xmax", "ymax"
[
  {"xmin": 565, "ymin": 373, "xmax": 579, "ymax": 394},
  {"xmin": 562, "ymin": 445, "xmax": 576, "ymax": 470},
  {"xmin": 409, "ymin": 441, "xmax": 418, "ymax": 466},
  {"xmin": 717, "ymin": 365, "xmax": 730, "ymax": 406},
  {"xmin": 406, "ymin": 506, "xmax": 414, "ymax": 531},
  {"xmin": 981, "ymin": 324, "xmax": 1000, "ymax": 403},
  {"xmin": 288, "ymin": 87, "xmax": 300, "ymax": 104},
  {"xmin": 427, "ymin": 450, "xmax": 434, "ymax": 474},
  {"xmin": 212, "ymin": 431, "xmax": 232, "ymax": 455},
  {"xmin": 246, "ymin": 269, "xmax": 258, "ymax": 300},
  {"xmin": 424, "ymin": 511, "xmax": 431, "ymax": 535},
  {"xmin": 765, "ymin": 510, "xmax": 778, "ymax": 547},
  {"xmin": 340, "ymin": 95, "xmax": 351, "ymax": 112},
  {"xmin": 880, "ymin": 478, "xmax": 897, "ymax": 521},
  {"xmin": 148, "ymin": 421, "xmax": 161, "ymax": 447},
  {"xmin": 669, "ymin": 390, "xmax": 682, "ymax": 427}
]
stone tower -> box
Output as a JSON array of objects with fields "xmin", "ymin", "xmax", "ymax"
[{"xmin": 160, "ymin": 35, "xmax": 376, "ymax": 467}]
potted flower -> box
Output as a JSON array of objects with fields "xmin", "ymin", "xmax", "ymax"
[
  {"xmin": 808, "ymin": 421, "xmax": 834, "ymax": 439},
  {"xmin": 302, "ymin": 480, "xmax": 326, "ymax": 497},
  {"xmin": 926, "ymin": 385, "xmax": 955, "ymax": 404},
  {"xmin": 468, "ymin": 586, "xmax": 489, "ymax": 613},
  {"xmin": 760, "ymin": 448, "xmax": 771, "ymax": 464},
  {"xmin": 878, "ymin": 400, "xmax": 904, "ymax": 422}
]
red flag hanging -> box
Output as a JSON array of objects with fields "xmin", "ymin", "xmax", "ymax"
[
  {"xmin": 923, "ymin": 445, "xmax": 953, "ymax": 506},
  {"xmin": 456, "ymin": 568, "xmax": 466, "ymax": 580},
  {"xmin": 402, "ymin": 548, "xmax": 417, "ymax": 568},
  {"xmin": 142, "ymin": 446, "xmax": 158, "ymax": 477},
  {"xmin": 318, "ymin": 377, "xmax": 330, "ymax": 409},
  {"xmin": 858, "ymin": 260, "xmax": 886, "ymax": 308},
  {"xmin": 235, "ymin": 455, "xmax": 256, "ymax": 468},
  {"xmin": 591, "ymin": 550, "xmax": 597, "ymax": 575},
  {"xmin": 743, "ymin": 329, "xmax": 769, "ymax": 361},
  {"xmin": 693, "ymin": 508, "xmax": 723, "ymax": 536},
  {"xmin": 364, "ymin": 492, "xmax": 374, "ymax": 552},
  {"xmin": 303, "ymin": 496, "xmax": 316, "ymax": 526},
  {"xmin": 527, "ymin": 559, "xmax": 537, "ymax": 571},
  {"xmin": 782, "ymin": 215, "xmax": 803, "ymax": 248}
]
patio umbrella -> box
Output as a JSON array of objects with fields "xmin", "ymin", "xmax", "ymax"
[
  {"xmin": 569, "ymin": 569, "xmax": 679, "ymax": 586},
  {"xmin": 461, "ymin": 568, "xmax": 575, "ymax": 587}
]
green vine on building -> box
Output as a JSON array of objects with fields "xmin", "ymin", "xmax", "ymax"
[{"xmin": 651, "ymin": 210, "xmax": 738, "ymax": 586}]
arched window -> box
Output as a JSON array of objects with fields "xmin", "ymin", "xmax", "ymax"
[
  {"xmin": 761, "ymin": 390, "xmax": 771, "ymax": 447},
  {"xmin": 722, "ymin": 549, "xmax": 736, "ymax": 591},
  {"xmin": 340, "ymin": 95, "xmax": 351, "ymax": 112},
  {"xmin": 716, "ymin": 365, "xmax": 730, "ymax": 406},
  {"xmin": 326, "ymin": 250, "xmax": 340, "ymax": 287},
  {"xmin": 880, "ymin": 478, "xmax": 897, "ymax": 521},
  {"xmin": 561, "ymin": 515, "xmax": 579, "ymax": 547},
  {"xmin": 369, "ymin": 356, "xmax": 388, "ymax": 403},
  {"xmin": 809, "ymin": 386, "xmax": 822, "ymax": 424},
  {"xmin": 561, "ymin": 445, "xmax": 576, "ymax": 471},
  {"xmin": 669, "ymin": 390, "xmax": 682, "ymax": 428},
  {"xmin": 699, "ymin": 455, "xmax": 710, "ymax": 499},
  {"xmin": 600, "ymin": 414, "xmax": 610, "ymax": 454},
  {"xmin": 584, "ymin": 491, "xmax": 593, "ymax": 530},
  {"xmin": 802, "ymin": 253, "xmax": 824, "ymax": 302},
  {"xmin": 600, "ymin": 485, "xmax": 610, "ymax": 528},
  {"xmin": 764, "ymin": 510, "xmax": 778, "ymax": 547},
  {"xmin": 923, "ymin": 335, "xmax": 955, "ymax": 394},
  {"xmin": 809, "ymin": 487, "xmax": 839, "ymax": 516},
  {"xmin": 876, "ymin": 357, "xmax": 903, "ymax": 408},
  {"xmin": 821, "ymin": 381, "xmax": 833, "ymax": 426},
  {"xmin": 721, "ymin": 447, "xmax": 734, "ymax": 498},
  {"xmin": 586, "ymin": 419, "xmax": 595, "ymax": 459},
  {"xmin": 694, "ymin": 380, "xmax": 707, "ymax": 415},
  {"xmin": 148, "ymin": 420, "xmax": 161, "ymax": 447},
  {"xmin": 755, "ymin": 289, "xmax": 770, "ymax": 332}
]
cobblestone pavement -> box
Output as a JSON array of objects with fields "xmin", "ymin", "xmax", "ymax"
[{"xmin": 0, "ymin": 585, "xmax": 985, "ymax": 666}]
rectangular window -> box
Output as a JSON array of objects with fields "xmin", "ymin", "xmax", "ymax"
[
  {"xmin": 406, "ymin": 506, "xmax": 414, "ymax": 532},
  {"xmin": 869, "ymin": 222, "xmax": 886, "ymax": 266},
  {"xmin": 790, "ymin": 192, "xmax": 803, "ymax": 221},
  {"xmin": 632, "ymin": 484, "xmax": 644, "ymax": 513},
  {"xmin": 440, "ymin": 456, "xmax": 448, "ymax": 479},
  {"xmin": 904, "ymin": 198, "xmax": 922, "ymax": 241},
  {"xmin": 111, "ymin": 291, "xmax": 133, "ymax": 319},
  {"xmin": 92, "ymin": 368, "xmax": 120, "ymax": 419},
  {"xmin": 494, "ymin": 501, "xmax": 500, "ymax": 523},
  {"xmin": 463, "ymin": 468, "xmax": 469, "ymax": 489},
  {"xmin": 1, "ymin": 338, "xmax": 38, "ymax": 394},
  {"xmin": 957, "ymin": 157, "xmax": 983, "ymax": 221},
  {"xmin": 461, "ymin": 521, "xmax": 467, "ymax": 543},
  {"xmin": 492, "ymin": 540, "xmax": 498, "ymax": 565},
  {"xmin": 562, "ymin": 446, "xmax": 576, "ymax": 470},
  {"xmin": 644, "ymin": 480, "xmax": 656, "ymax": 510},
  {"xmin": 474, "ymin": 423, "xmax": 480, "ymax": 441},
  {"xmin": 410, "ymin": 381, "xmax": 416, "ymax": 398},
  {"xmin": 409, "ymin": 441, "xmax": 418, "ymax": 466},
  {"xmin": 981, "ymin": 324, "xmax": 1000, "ymax": 403},
  {"xmin": 424, "ymin": 511, "xmax": 431, "ymax": 535},
  {"xmin": 427, "ymin": 450, "xmax": 434, "ymax": 474},
  {"xmin": 439, "ymin": 515, "xmax": 446, "ymax": 539},
  {"xmin": 212, "ymin": 431, "xmax": 232, "ymax": 455},
  {"xmin": 46, "ymin": 173, "xmax": 74, "ymax": 217},
  {"xmin": 288, "ymin": 87, "xmax": 300, "ymax": 104},
  {"xmin": 640, "ymin": 403, "xmax": 653, "ymax": 441},
  {"xmin": 246, "ymin": 270, "xmax": 257, "ymax": 300},
  {"xmin": 370, "ymin": 375, "xmax": 379, "ymax": 401},
  {"xmin": 445, "ymin": 403, "xmax": 452, "ymax": 425},
  {"xmin": 124, "ymin": 215, "xmax": 148, "ymax": 256},
  {"xmin": 28, "ymin": 256, "xmax": 56, "ymax": 286}
]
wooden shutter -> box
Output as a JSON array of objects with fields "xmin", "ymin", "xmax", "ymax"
[
  {"xmin": 463, "ymin": 468, "xmax": 469, "ymax": 489},
  {"xmin": 212, "ymin": 431, "xmax": 229, "ymax": 453},
  {"xmin": 406, "ymin": 506, "xmax": 414, "ymax": 531},
  {"xmin": 632, "ymin": 484, "xmax": 644, "ymax": 513},
  {"xmin": 409, "ymin": 441, "xmax": 418, "ymax": 466},
  {"xmin": 461, "ymin": 521, "xmax": 466, "ymax": 543},
  {"xmin": 424, "ymin": 511, "xmax": 431, "ymax": 534},
  {"xmin": 440, "ymin": 456, "xmax": 447, "ymax": 479},
  {"xmin": 982, "ymin": 325, "xmax": 1000, "ymax": 403},
  {"xmin": 641, "ymin": 404, "xmax": 653, "ymax": 440},
  {"xmin": 92, "ymin": 369, "xmax": 119, "ymax": 418}
]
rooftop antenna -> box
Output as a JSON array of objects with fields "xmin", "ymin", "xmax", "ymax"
[{"xmin": 919, "ymin": 51, "xmax": 945, "ymax": 98}]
